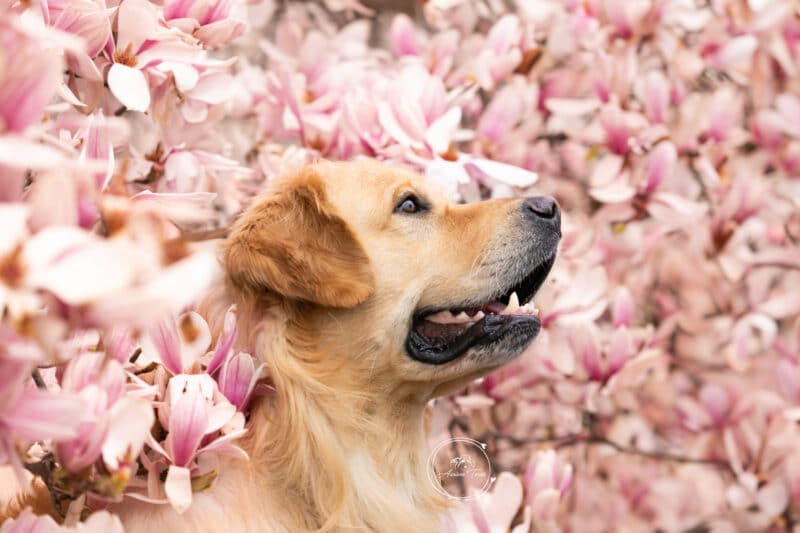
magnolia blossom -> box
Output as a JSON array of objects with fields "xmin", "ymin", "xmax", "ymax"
[
  {"xmin": 42, "ymin": 0, "xmax": 112, "ymax": 57},
  {"xmin": 163, "ymin": 0, "xmax": 247, "ymax": 48},
  {"xmin": 0, "ymin": 508, "xmax": 124, "ymax": 533},
  {"xmin": 524, "ymin": 450, "xmax": 573, "ymax": 525},
  {"xmin": 0, "ymin": 351, "xmax": 84, "ymax": 476},
  {"xmin": 143, "ymin": 374, "xmax": 247, "ymax": 512},
  {"xmin": 55, "ymin": 352, "xmax": 153, "ymax": 474}
]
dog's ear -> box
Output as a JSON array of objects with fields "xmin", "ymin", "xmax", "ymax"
[{"xmin": 224, "ymin": 168, "xmax": 375, "ymax": 308}]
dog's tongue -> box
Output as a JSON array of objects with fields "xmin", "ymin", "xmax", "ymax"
[
  {"xmin": 417, "ymin": 292, "xmax": 540, "ymax": 342},
  {"xmin": 424, "ymin": 292, "xmax": 539, "ymax": 325},
  {"xmin": 415, "ymin": 320, "xmax": 473, "ymax": 342}
]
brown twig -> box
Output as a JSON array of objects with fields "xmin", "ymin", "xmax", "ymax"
[
  {"xmin": 477, "ymin": 429, "xmax": 735, "ymax": 475},
  {"xmin": 583, "ymin": 436, "xmax": 735, "ymax": 475},
  {"xmin": 31, "ymin": 369, "xmax": 47, "ymax": 389},
  {"xmin": 23, "ymin": 455, "xmax": 69, "ymax": 518}
]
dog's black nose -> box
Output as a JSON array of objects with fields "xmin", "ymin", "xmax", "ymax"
[{"xmin": 523, "ymin": 196, "xmax": 559, "ymax": 220}]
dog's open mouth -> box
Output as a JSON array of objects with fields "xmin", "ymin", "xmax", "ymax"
[{"xmin": 407, "ymin": 253, "xmax": 556, "ymax": 365}]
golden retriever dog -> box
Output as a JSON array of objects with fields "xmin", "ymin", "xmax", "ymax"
[{"xmin": 3, "ymin": 159, "xmax": 560, "ymax": 532}]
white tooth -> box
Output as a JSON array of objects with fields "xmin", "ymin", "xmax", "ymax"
[
  {"xmin": 456, "ymin": 311, "xmax": 470, "ymax": 322},
  {"xmin": 505, "ymin": 292, "xmax": 520, "ymax": 313},
  {"xmin": 474, "ymin": 311, "xmax": 485, "ymax": 320}
]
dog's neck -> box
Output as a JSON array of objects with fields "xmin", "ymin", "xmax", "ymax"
[{"xmin": 234, "ymin": 308, "xmax": 448, "ymax": 533}]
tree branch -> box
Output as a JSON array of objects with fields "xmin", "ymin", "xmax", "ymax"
[{"xmin": 478, "ymin": 430, "xmax": 735, "ymax": 475}]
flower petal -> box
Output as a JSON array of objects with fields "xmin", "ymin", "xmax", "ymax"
[
  {"xmin": 206, "ymin": 305, "xmax": 238, "ymax": 375},
  {"xmin": 167, "ymin": 388, "xmax": 209, "ymax": 466},
  {"xmin": 102, "ymin": 397, "xmax": 155, "ymax": 471},
  {"xmin": 164, "ymin": 465, "xmax": 193, "ymax": 514},
  {"xmin": 157, "ymin": 62, "xmax": 199, "ymax": 92},
  {"xmin": 116, "ymin": 0, "xmax": 158, "ymax": 53},
  {"xmin": 107, "ymin": 63, "xmax": 151, "ymax": 112},
  {"xmin": 465, "ymin": 158, "xmax": 539, "ymax": 188},
  {"xmin": 149, "ymin": 319, "xmax": 184, "ymax": 375}
]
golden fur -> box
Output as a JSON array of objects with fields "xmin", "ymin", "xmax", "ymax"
[{"xmin": 3, "ymin": 160, "xmax": 549, "ymax": 532}]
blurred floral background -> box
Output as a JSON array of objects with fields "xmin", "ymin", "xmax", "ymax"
[{"xmin": 1, "ymin": 0, "xmax": 800, "ymax": 531}]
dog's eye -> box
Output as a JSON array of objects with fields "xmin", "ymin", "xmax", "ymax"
[{"xmin": 395, "ymin": 195, "xmax": 424, "ymax": 214}]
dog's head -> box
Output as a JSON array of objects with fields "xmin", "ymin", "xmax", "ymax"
[{"xmin": 225, "ymin": 160, "xmax": 560, "ymax": 400}]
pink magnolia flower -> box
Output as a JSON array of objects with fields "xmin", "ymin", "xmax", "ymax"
[
  {"xmin": 677, "ymin": 383, "xmax": 744, "ymax": 432},
  {"xmin": 376, "ymin": 64, "xmax": 463, "ymax": 158},
  {"xmin": 146, "ymin": 311, "xmax": 212, "ymax": 375},
  {"xmin": 635, "ymin": 70, "xmax": 671, "ymax": 124},
  {"xmin": 726, "ymin": 473, "xmax": 789, "ymax": 527},
  {"xmin": 106, "ymin": 0, "xmax": 211, "ymax": 113},
  {"xmin": 568, "ymin": 324, "xmax": 636, "ymax": 383},
  {"xmin": 0, "ymin": 352, "xmax": 84, "ymax": 477},
  {"xmin": 451, "ymin": 14, "xmax": 523, "ymax": 90},
  {"xmin": 641, "ymin": 141, "xmax": 677, "ymax": 195},
  {"xmin": 389, "ymin": 14, "xmax": 421, "ymax": 56},
  {"xmin": 424, "ymin": 156, "xmax": 539, "ymax": 202},
  {"xmin": 55, "ymin": 351, "xmax": 153, "ymax": 474},
  {"xmin": 444, "ymin": 472, "xmax": 532, "ymax": 533},
  {"xmin": 523, "ymin": 450, "xmax": 573, "ymax": 525},
  {"xmin": 389, "ymin": 14, "xmax": 459, "ymax": 78},
  {"xmin": 598, "ymin": 102, "xmax": 648, "ymax": 156},
  {"xmin": 105, "ymin": 0, "xmax": 160, "ymax": 112},
  {"xmin": 476, "ymin": 81, "xmax": 530, "ymax": 148},
  {"xmin": 539, "ymin": 265, "xmax": 609, "ymax": 327},
  {"xmin": 0, "ymin": 508, "xmax": 124, "ymax": 533},
  {"xmin": 0, "ymin": 27, "xmax": 62, "ymax": 134},
  {"xmin": 205, "ymin": 304, "xmax": 238, "ymax": 376},
  {"xmin": 163, "ymin": 0, "xmax": 247, "ymax": 49},
  {"xmin": 42, "ymin": 0, "xmax": 113, "ymax": 58},
  {"xmin": 611, "ymin": 287, "xmax": 634, "ymax": 328},
  {"xmin": 217, "ymin": 351, "xmax": 264, "ymax": 411},
  {"xmin": 144, "ymin": 374, "xmax": 247, "ymax": 512}
]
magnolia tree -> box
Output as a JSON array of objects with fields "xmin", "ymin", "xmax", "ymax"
[{"xmin": 1, "ymin": 0, "xmax": 800, "ymax": 531}]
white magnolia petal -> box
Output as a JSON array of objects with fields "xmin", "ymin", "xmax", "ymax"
[
  {"xmin": 466, "ymin": 158, "xmax": 539, "ymax": 187},
  {"xmin": 102, "ymin": 397, "xmax": 155, "ymax": 470},
  {"xmin": 484, "ymin": 472, "xmax": 524, "ymax": 530},
  {"xmin": 756, "ymin": 480, "xmax": 789, "ymax": 517},
  {"xmin": 424, "ymin": 158, "xmax": 470, "ymax": 201},
  {"xmin": 86, "ymin": 251, "xmax": 219, "ymax": 328},
  {"xmin": 424, "ymin": 107, "xmax": 461, "ymax": 155},
  {"xmin": 206, "ymin": 401, "xmax": 237, "ymax": 434},
  {"xmin": 0, "ymin": 204, "xmax": 30, "ymax": 257},
  {"xmin": 181, "ymin": 99, "xmax": 209, "ymax": 123},
  {"xmin": 157, "ymin": 62, "xmax": 200, "ymax": 92},
  {"xmin": 545, "ymin": 98, "xmax": 601, "ymax": 116},
  {"xmin": 164, "ymin": 465, "xmax": 193, "ymax": 514},
  {"xmin": 188, "ymin": 73, "xmax": 236, "ymax": 105},
  {"xmin": 28, "ymin": 241, "xmax": 138, "ymax": 305},
  {"xmin": 108, "ymin": 63, "xmax": 151, "ymax": 112},
  {"xmin": 530, "ymin": 488, "xmax": 560, "ymax": 522},
  {"xmin": 377, "ymin": 102, "xmax": 422, "ymax": 148},
  {"xmin": 56, "ymin": 81, "xmax": 86, "ymax": 107},
  {"xmin": 0, "ymin": 135, "xmax": 68, "ymax": 170},
  {"xmin": 23, "ymin": 226, "xmax": 95, "ymax": 272},
  {"xmin": 177, "ymin": 311, "xmax": 212, "ymax": 367},
  {"xmin": 116, "ymin": 0, "xmax": 158, "ymax": 53}
]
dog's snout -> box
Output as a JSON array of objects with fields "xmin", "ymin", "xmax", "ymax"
[{"xmin": 523, "ymin": 196, "xmax": 560, "ymax": 221}]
